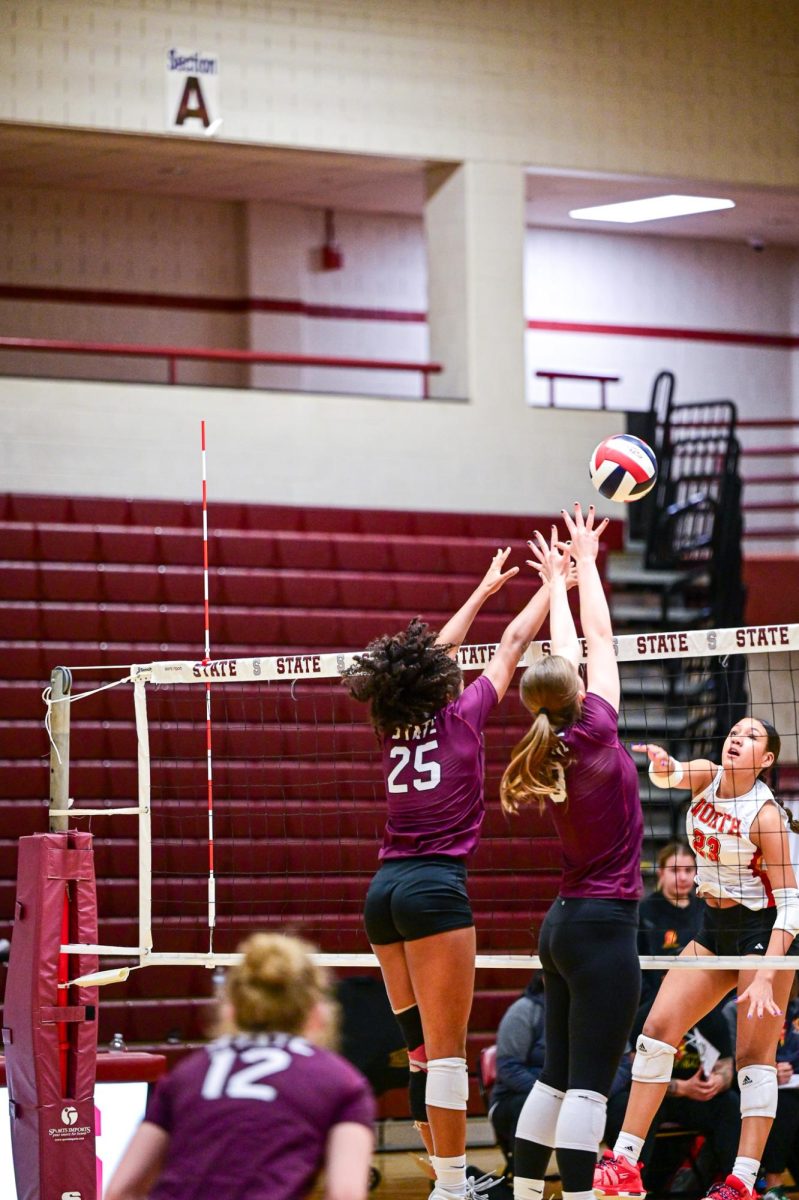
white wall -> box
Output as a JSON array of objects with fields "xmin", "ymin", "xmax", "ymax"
[
  {"xmin": 2, "ymin": 0, "xmax": 796, "ymax": 186},
  {"xmin": 0, "ymin": 186, "xmax": 249, "ymax": 385},
  {"xmin": 2, "ymin": 193, "xmax": 799, "ymax": 521},
  {"xmin": 0, "ymin": 375, "xmax": 617, "ymax": 518},
  {"xmin": 525, "ymin": 228, "xmax": 798, "ymax": 417}
]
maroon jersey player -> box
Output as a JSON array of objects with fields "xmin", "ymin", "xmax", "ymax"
[
  {"xmin": 105, "ymin": 933, "xmax": 375, "ymax": 1200},
  {"xmin": 499, "ymin": 504, "xmax": 644, "ymax": 1200},
  {"xmin": 343, "ymin": 546, "xmax": 564, "ymax": 1200}
]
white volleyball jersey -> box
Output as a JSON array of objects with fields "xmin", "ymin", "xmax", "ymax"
[{"xmin": 685, "ymin": 768, "xmax": 784, "ymax": 909}]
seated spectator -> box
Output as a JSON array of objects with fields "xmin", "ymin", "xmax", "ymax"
[
  {"xmin": 490, "ymin": 974, "xmax": 630, "ymax": 1182},
  {"xmin": 604, "ymin": 992, "xmax": 740, "ymax": 1195},
  {"xmin": 489, "ymin": 974, "xmax": 547, "ymax": 1172},
  {"xmin": 747, "ymin": 972, "xmax": 799, "ymax": 1200},
  {"xmin": 638, "ymin": 841, "xmax": 703, "ymax": 1006}
]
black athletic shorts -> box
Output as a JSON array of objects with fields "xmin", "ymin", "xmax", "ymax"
[
  {"xmin": 694, "ymin": 902, "xmax": 799, "ymax": 957},
  {"xmin": 364, "ymin": 855, "xmax": 473, "ymax": 945}
]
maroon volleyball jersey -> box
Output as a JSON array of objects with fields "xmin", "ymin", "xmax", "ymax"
[
  {"xmin": 554, "ymin": 691, "xmax": 643, "ymax": 899},
  {"xmin": 144, "ymin": 1032, "xmax": 375, "ymax": 1200},
  {"xmin": 379, "ymin": 674, "xmax": 498, "ymax": 859}
]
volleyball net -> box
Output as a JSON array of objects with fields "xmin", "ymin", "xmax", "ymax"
[{"xmin": 48, "ymin": 622, "xmax": 799, "ymax": 975}]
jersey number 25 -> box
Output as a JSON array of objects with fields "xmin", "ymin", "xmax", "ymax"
[{"xmin": 387, "ymin": 740, "xmax": 441, "ymax": 793}]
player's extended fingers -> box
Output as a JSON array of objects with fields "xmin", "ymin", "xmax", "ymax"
[
  {"xmin": 527, "ymin": 535, "xmax": 547, "ymax": 562},
  {"xmin": 497, "ymin": 566, "xmax": 519, "ymax": 583},
  {"xmin": 559, "ymin": 507, "xmax": 578, "ymax": 536},
  {"xmin": 594, "ymin": 517, "xmax": 609, "ymax": 538}
]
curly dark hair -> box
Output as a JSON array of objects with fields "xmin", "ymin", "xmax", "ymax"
[{"xmin": 341, "ymin": 617, "xmax": 463, "ymax": 736}]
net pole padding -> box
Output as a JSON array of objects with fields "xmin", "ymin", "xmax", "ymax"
[
  {"xmin": 133, "ymin": 678, "xmax": 153, "ymax": 962},
  {"xmin": 134, "ymin": 621, "xmax": 799, "ymax": 685},
  {"xmin": 48, "ymin": 666, "xmax": 72, "ymax": 834},
  {"xmin": 5, "ymin": 833, "xmax": 99, "ymax": 1200}
]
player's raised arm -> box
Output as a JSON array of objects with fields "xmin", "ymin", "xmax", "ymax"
[
  {"xmin": 528, "ymin": 523, "xmax": 580, "ymax": 669},
  {"xmin": 560, "ymin": 502, "xmax": 617, "ymax": 710},
  {"xmin": 484, "ymin": 529, "xmax": 579, "ymax": 703},
  {"xmin": 434, "ymin": 546, "xmax": 518, "ymax": 657},
  {"xmin": 632, "ymin": 742, "xmax": 715, "ymax": 794}
]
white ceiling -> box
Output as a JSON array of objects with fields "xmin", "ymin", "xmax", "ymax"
[{"xmin": 2, "ymin": 123, "xmax": 799, "ymax": 247}]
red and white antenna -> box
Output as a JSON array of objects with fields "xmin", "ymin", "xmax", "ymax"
[{"xmin": 201, "ymin": 420, "xmax": 216, "ymax": 949}]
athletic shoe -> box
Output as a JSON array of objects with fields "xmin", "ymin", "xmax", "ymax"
[
  {"xmin": 704, "ymin": 1177, "xmax": 756, "ymax": 1200},
  {"xmin": 466, "ymin": 1174, "xmax": 506, "ymax": 1197},
  {"xmin": 593, "ymin": 1149, "xmax": 646, "ymax": 1198},
  {"xmin": 430, "ymin": 1177, "xmax": 505, "ymax": 1200},
  {"xmin": 760, "ymin": 1188, "xmax": 788, "ymax": 1200}
]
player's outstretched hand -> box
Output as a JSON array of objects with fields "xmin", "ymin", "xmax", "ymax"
[
  {"xmin": 631, "ymin": 743, "xmax": 671, "ymax": 771},
  {"xmin": 736, "ymin": 974, "xmax": 783, "ymax": 1021},
  {"xmin": 559, "ymin": 502, "xmax": 608, "ymax": 563},
  {"xmin": 480, "ymin": 547, "xmax": 519, "ymax": 596},
  {"xmin": 527, "ymin": 525, "xmax": 571, "ymax": 587}
]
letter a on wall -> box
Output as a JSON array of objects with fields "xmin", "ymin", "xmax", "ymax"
[{"xmin": 166, "ymin": 48, "xmax": 221, "ymax": 135}]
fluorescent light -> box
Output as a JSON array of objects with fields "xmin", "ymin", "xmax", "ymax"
[{"xmin": 569, "ymin": 194, "xmax": 735, "ymax": 224}]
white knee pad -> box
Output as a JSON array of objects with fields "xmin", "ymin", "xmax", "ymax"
[
  {"xmin": 515, "ymin": 1081, "xmax": 566, "ymax": 1148},
  {"xmin": 631, "ymin": 1035, "xmax": 677, "ymax": 1084},
  {"xmin": 553, "ymin": 1088, "xmax": 607, "ymax": 1153},
  {"xmin": 426, "ymin": 1057, "xmax": 468, "ymax": 1111},
  {"xmin": 738, "ymin": 1064, "xmax": 778, "ymax": 1120}
]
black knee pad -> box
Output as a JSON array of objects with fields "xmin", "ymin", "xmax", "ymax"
[
  {"xmin": 409, "ymin": 1067, "xmax": 428, "ymax": 1123},
  {"xmin": 394, "ymin": 1003, "xmax": 424, "ymax": 1052}
]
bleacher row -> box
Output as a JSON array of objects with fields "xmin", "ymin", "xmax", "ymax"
[{"xmin": 0, "ymin": 492, "xmax": 622, "ymax": 1116}]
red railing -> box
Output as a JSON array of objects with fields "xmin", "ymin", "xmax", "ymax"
[
  {"xmin": 0, "ymin": 337, "xmax": 443, "ymax": 398},
  {"xmin": 534, "ymin": 370, "xmax": 621, "ymax": 409},
  {"xmin": 738, "ymin": 417, "xmax": 799, "ymax": 539}
]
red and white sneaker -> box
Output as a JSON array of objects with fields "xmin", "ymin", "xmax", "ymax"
[
  {"xmin": 705, "ymin": 1177, "xmax": 756, "ymax": 1200},
  {"xmin": 593, "ymin": 1149, "xmax": 646, "ymax": 1198}
]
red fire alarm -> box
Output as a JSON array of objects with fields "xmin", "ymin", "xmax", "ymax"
[{"xmin": 320, "ymin": 209, "xmax": 344, "ymax": 271}]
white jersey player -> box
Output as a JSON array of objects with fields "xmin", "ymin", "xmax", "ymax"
[{"xmin": 594, "ymin": 716, "xmax": 799, "ymax": 1200}]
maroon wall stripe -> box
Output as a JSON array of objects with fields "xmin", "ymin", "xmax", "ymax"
[
  {"xmin": 2, "ymin": 285, "xmax": 796, "ymax": 346},
  {"xmin": 527, "ymin": 318, "xmax": 799, "ymax": 350},
  {"xmin": 0, "ymin": 284, "xmax": 426, "ymax": 324}
]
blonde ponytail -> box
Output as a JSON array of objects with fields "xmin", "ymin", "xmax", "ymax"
[
  {"xmin": 500, "ymin": 656, "xmax": 581, "ymax": 814},
  {"xmin": 500, "ymin": 711, "xmax": 568, "ymax": 814},
  {"xmin": 225, "ymin": 932, "xmax": 328, "ymax": 1035}
]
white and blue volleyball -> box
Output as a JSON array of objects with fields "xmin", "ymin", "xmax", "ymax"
[{"xmin": 589, "ymin": 434, "xmax": 658, "ymax": 502}]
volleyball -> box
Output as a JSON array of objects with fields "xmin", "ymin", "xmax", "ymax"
[{"xmin": 589, "ymin": 434, "xmax": 658, "ymax": 502}]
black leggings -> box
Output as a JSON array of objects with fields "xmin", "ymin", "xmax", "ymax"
[{"xmin": 538, "ymin": 896, "xmax": 641, "ymax": 1097}]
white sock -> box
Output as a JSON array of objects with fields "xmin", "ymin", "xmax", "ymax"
[
  {"xmin": 614, "ymin": 1131, "xmax": 645, "ymax": 1166},
  {"xmin": 431, "ymin": 1154, "xmax": 467, "ymax": 1197},
  {"xmin": 514, "ymin": 1179, "xmax": 544, "ymax": 1200},
  {"xmin": 732, "ymin": 1158, "xmax": 759, "ymax": 1193}
]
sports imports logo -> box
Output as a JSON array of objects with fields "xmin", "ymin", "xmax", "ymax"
[
  {"xmin": 61, "ymin": 1191, "xmax": 82, "ymax": 1200},
  {"xmin": 61, "ymin": 1106, "xmax": 78, "ymax": 1126}
]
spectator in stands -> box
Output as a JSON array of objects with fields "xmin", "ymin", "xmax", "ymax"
[
  {"xmin": 105, "ymin": 932, "xmax": 375, "ymax": 1200},
  {"xmin": 760, "ymin": 972, "xmax": 799, "ymax": 1200},
  {"xmin": 723, "ymin": 972, "xmax": 799, "ymax": 1200},
  {"xmin": 489, "ymin": 975, "xmax": 547, "ymax": 1172},
  {"xmin": 499, "ymin": 506, "xmax": 643, "ymax": 1200},
  {"xmin": 638, "ymin": 841, "xmax": 703, "ymax": 1005},
  {"xmin": 605, "ymin": 991, "xmax": 740, "ymax": 1195},
  {"xmin": 342, "ymin": 547, "xmax": 561, "ymax": 1200},
  {"xmin": 489, "ymin": 974, "xmax": 631, "ymax": 1182}
]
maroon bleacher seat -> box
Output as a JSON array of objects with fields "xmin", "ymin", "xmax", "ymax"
[{"xmin": 0, "ymin": 492, "xmax": 622, "ymax": 1109}]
